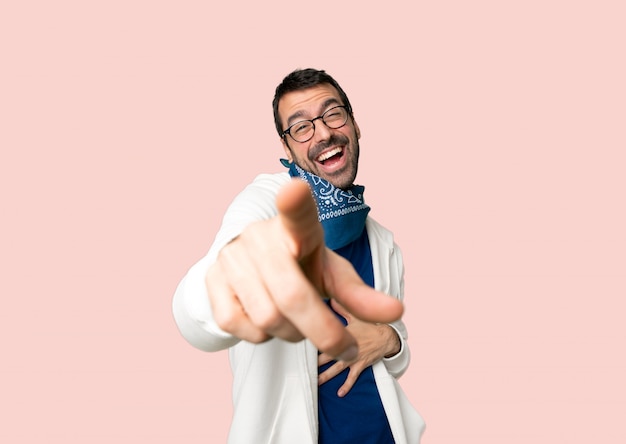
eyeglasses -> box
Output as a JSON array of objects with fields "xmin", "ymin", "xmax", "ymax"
[{"xmin": 281, "ymin": 105, "xmax": 350, "ymax": 143}]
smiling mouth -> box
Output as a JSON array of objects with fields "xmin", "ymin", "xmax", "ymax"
[{"xmin": 316, "ymin": 147, "xmax": 343, "ymax": 165}]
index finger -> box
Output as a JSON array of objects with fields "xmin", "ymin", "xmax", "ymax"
[{"xmin": 275, "ymin": 179, "xmax": 325, "ymax": 259}]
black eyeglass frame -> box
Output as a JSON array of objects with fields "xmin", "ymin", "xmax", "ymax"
[{"xmin": 281, "ymin": 105, "xmax": 352, "ymax": 143}]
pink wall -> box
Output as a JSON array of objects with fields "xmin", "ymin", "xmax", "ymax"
[{"xmin": 2, "ymin": 1, "xmax": 624, "ymax": 442}]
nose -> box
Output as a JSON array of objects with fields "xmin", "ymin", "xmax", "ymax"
[{"xmin": 311, "ymin": 118, "xmax": 332, "ymax": 143}]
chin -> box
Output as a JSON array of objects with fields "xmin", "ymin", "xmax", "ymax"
[{"xmin": 328, "ymin": 172, "xmax": 357, "ymax": 190}]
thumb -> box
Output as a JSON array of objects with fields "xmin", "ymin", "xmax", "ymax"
[
  {"xmin": 275, "ymin": 179, "xmax": 324, "ymax": 259},
  {"xmin": 324, "ymin": 250, "xmax": 404, "ymax": 324}
]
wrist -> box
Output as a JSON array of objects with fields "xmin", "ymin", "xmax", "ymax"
[{"xmin": 381, "ymin": 324, "xmax": 401, "ymax": 358}]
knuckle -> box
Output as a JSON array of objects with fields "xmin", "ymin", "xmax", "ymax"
[
  {"xmin": 212, "ymin": 304, "xmax": 270, "ymax": 344},
  {"xmin": 217, "ymin": 242, "xmax": 240, "ymax": 269},
  {"xmin": 251, "ymin": 308, "xmax": 284, "ymax": 332},
  {"xmin": 212, "ymin": 306, "xmax": 239, "ymax": 334},
  {"xmin": 245, "ymin": 330, "xmax": 271, "ymax": 344},
  {"xmin": 281, "ymin": 330, "xmax": 305, "ymax": 342}
]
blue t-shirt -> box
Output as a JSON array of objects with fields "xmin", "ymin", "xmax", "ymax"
[{"xmin": 318, "ymin": 227, "xmax": 395, "ymax": 443}]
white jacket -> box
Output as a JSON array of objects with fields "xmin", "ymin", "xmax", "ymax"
[{"xmin": 172, "ymin": 172, "xmax": 425, "ymax": 443}]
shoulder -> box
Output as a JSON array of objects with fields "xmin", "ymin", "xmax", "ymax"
[
  {"xmin": 221, "ymin": 172, "xmax": 290, "ymax": 224},
  {"xmin": 229, "ymin": 172, "xmax": 291, "ymax": 208},
  {"xmin": 366, "ymin": 217, "xmax": 404, "ymax": 264},
  {"xmin": 208, "ymin": 172, "xmax": 291, "ymax": 258},
  {"xmin": 366, "ymin": 217, "xmax": 395, "ymax": 245},
  {"xmin": 249, "ymin": 171, "xmax": 291, "ymax": 191}
]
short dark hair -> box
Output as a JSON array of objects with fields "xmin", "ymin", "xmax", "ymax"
[{"xmin": 272, "ymin": 68, "xmax": 353, "ymax": 137}]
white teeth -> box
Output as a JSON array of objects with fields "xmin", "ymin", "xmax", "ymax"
[{"xmin": 317, "ymin": 147, "xmax": 342, "ymax": 162}]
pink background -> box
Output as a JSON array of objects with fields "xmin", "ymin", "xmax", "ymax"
[{"xmin": 2, "ymin": 1, "xmax": 624, "ymax": 442}]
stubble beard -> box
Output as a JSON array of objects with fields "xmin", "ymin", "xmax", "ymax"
[{"xmin": 290, "ymin": 133, "xmax": 360, "ymax": 190}]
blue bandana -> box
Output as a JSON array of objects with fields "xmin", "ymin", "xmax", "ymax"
[{"xmin": 281, "ymin": 159, "xmax": 371, "ymax": 250}]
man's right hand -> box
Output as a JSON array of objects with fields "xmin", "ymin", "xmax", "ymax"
[{"xmin": 205, "ymin": 179, "xmax": 404, "ymax": 362}]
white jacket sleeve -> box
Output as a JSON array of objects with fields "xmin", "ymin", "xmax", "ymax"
[
  {"xmin": 382, "ymin": 242, "xmax": 411, "ymax": 379},
  {"xmin": 172, "ymin": 173, "xmax": 290, "ymax": 352}
]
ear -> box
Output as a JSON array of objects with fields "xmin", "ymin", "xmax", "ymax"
[{"xmin": 281, "ymin": 138, "xmax": 293, "ymax": 162}]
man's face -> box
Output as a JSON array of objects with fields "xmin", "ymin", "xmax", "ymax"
[{"xmin": 278, "ymin": 84, "xmax": 361, "ymax": 190}]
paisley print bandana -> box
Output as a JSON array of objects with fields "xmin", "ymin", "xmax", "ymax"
[{"xmin": 281, "ymin": 159, "xmax": 371, "ymax": 250}]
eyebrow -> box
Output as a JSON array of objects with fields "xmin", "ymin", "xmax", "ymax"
[{"xmin": 286, "ymin": 98, "xmax": 342, "ymax": 128}]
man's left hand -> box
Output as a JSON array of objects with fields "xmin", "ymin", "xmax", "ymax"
[{"xmin": 317, "ymin": 300, "xmax": 401, "ymax": 397}]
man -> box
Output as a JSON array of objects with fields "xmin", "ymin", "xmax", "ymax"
[{"xmin": 173, "ymin": 68, "xmax": 425, "ymax": 443}]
